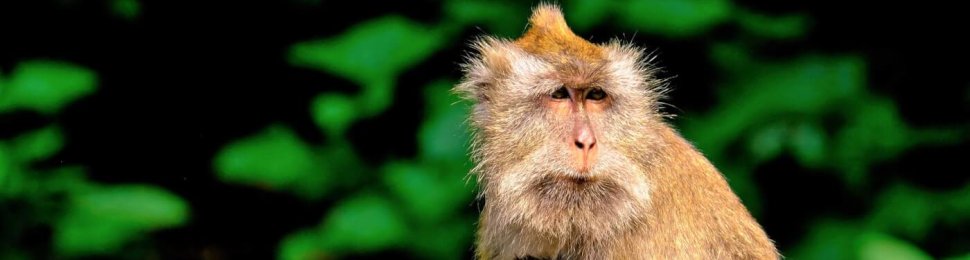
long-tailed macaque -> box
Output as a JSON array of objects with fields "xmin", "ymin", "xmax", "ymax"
[{"xmin": 454, "ymin": 4, "xmax": 778, "ymax": 259}]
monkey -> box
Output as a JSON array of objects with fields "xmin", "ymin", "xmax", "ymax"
[{"xmin": 453, "ymin": 4, "xmax": 779, "ymax": 260}]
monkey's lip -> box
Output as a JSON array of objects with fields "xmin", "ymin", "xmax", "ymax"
[
  {"xmin": 553, "ymin": 175, "xmax": 597, "ymax": 185},
  {"xmin": 532, "ymin": 174, "xmax": 607, "ymax": 194}
]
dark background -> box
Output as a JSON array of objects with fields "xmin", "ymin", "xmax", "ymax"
[{"xmin": 1, "ymin": 0, "xmax": 968, "ymax": 259}]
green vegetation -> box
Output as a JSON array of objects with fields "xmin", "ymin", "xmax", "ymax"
[
  {"xmin": 1, "ymin": 0, "xmax": 967, "ymax": 259},
  {"xmin": 1, "ymin": 61, "xmax": 188, "ymax": 258}
]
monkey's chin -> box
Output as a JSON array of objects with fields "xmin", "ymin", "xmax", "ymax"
[
  {"xmin": 482, "ymin": 151, "xmax": 651, "ymax": 242},
  {"xmin": 505, "ymin": 173, "xmax": 647, "ymax": 240}
]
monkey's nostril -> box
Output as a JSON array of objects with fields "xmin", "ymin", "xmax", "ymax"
[{"xmin": 575, "ymin": 141, "xmax": 584, "ymax": 149}]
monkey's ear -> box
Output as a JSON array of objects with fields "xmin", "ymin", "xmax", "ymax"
[{"xmin": 454, "ymin": 37, "xmax": 517, "ymax": 103}]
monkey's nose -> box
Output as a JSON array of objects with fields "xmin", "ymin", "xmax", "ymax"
[
  {"xmin": 574, "ymin": 135, "xmax": 595, "ymax": 151},
  {"xmin": 574, "ymin": 120, "xmax": 596, "ymax": 151},
  {"xmin": 573, "ymin": 120, "xmax": 597, "ymax": 170}
]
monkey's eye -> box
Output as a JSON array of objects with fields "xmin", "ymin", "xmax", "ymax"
[
  {"xmin": 586, "ymin": 88, "xmax": 607, "ymax": 101},
  {"xmin": 551, "ymin": 86, "xmax": 569, "ymax": 99}
]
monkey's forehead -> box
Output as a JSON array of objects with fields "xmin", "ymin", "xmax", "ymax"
[{"xmin": 513, "ymin": 4, "xmax": 605, "ymax": 66}]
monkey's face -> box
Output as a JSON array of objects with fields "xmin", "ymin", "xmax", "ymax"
[
  {"xmin": 457, "ymin": 37, "xmax": 666, "ymax": 240},
  {"xmin": 455, "ymin": 6, "xmax": 668, "ymax": 241}
]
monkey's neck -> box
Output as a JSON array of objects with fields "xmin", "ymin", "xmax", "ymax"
[
  {"xmin": 475, "ymin": 220, "xmax": 631, "ymax": 259},
  {"xmin": 477, "ymin": 212, "xmax": 651, "ymax": 259}
]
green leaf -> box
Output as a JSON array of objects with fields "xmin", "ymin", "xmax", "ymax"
[
  {"xmin": 709, "ymin": 42, "xmax": 754, "ymax": 73},
  {"xmin": 746, "ymin": 122, "xmax": 785, "ymax": 163},
  {"xmin": 418, "ymin": 80, "xmax": 470, "ymax": 162},
  {"xmin": 0, "ymin": 60, "xmax": 97, "ymax": 115},
  {"xmin": 685, "ymin": 55, "xmax": 866, "ymax": 160},
  {"xmin": 112, "ymin": 0, "xmax": 140, "ymax": 20},
  {"xmin": 835, "ymin": 98, "xmax": 911, "ymax": 160},
  {"xmin": 409, "ymin": 218, "xmax": 475, "ymax": 260},
  {"xmin": 833, "ymin": 98, "xmax": 912, "ymax": 186},
  {"xmin": 382, "ymin": 162, "xmax": 468, "ymax": 223},
  {"xmin": 10, "ymin": 125, "xmax": 64, "ymax": 163},
  {"xmin": 868, "ymin": 185, "xmax": 936, "ymax": 240},
  {"xmin": 311, "ymin": 93, "xmax": 357, "ymax": 138},
  {"xmin": 941, "ymin": 184, "xmax": 970, "ymax": 224},
  {"xmin": 443, "ymin": 0, "xmax": 529, "ymax": 37},
  {"xmin": 787, "ymin": 220, "xmax": 862, "ymax": 260},
  {"xmin": 277, "ymin": 229, "xmax": 330, "ymax": 260},
  {"xmin": 55, "ymin": 184, "xmax": 189, "ymax": 256},
  {"xmin": 318, "ymin": 194, "xmax": 407, "ymax": 253},
  {"xmin": 0, "ymin": 145, "xmax": 16, "ymax": 198},
  {"xmin": 619, "ymin": 0, "xmax": 733, "ymax": 38},
  {"xmin": 790, "ymin": 220, "xmax": 933, "ymax": 260},
  {"xmin": 289, "ymin": 16, "xmax": 445, "ymax": 115},
  {"xmin": 789, "ymin": 121, "xmax": 827, "ymax": 167},
  {"xmin": 858, "ymin": 232, "xmax": 932, "ymax": 260},
  {"xmin": 565, "ymin": 0, "xmax": 613, "ymax": 31},
  {"xmin": 736, "ymin": 9, "xmax": 810, "ymax": 39},
  {"xmin": 41, "ymin": 166, "xmax": 90, "ymax": 195},
  {"xmin": 214, "ymin": 125, "xmax": 331, "ymax": 199}
]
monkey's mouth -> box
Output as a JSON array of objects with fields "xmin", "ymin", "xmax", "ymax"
[
  {"xmin": 555, "ymin": 175, "xmax": 594, "ymax": 185},
  {"xmin": 530, "ymin": 174, "xmax": 623, "ymax": 200},
  {"xmin": 539, "ymin": 173, "xmax": 606, "ymax": 191}
]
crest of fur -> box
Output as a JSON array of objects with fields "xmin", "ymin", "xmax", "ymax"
[{"xmin": 455, "ymin": 4, "xmax": 779, "ymax": 260}]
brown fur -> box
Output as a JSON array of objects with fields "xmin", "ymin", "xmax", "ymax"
[{"xmin": 455, "ymin": 4, "xmax": 778, "ymax": 259}]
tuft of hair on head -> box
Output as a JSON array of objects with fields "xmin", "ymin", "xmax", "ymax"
[{"xmin": 514, "ymin": 3, "xmax": 604, "ymax": 65}]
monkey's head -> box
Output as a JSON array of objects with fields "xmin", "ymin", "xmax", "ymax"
[{"xmin": 455, "ymin": 5, "xmax": 668, "ymax": 242}]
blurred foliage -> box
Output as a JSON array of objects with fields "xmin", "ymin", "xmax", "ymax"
[
  {"xmin": 289, "ymin": 16, "xmax": 446, "ymax": 126},
  {"xmin": 692, "ymin": 45, "xmax": 964, "ymax": 213},
  {"xmin": 787, "ymin": 182, "xmax": 970, "ymax": 259},
  {"xmin": 619, "ymin": 0, "xmax": 732, "ymax": 38},
  {"xmin": 227, "ymin": 80, "xmax": 475, "ymax": 259},
  {"xmin": 0, "ymin": 60, "xmax": 97, "ymax": 115},
  {"xmin": 791, "ymin": 220, "xmax": 934, "ymax": 260},
  {"xmin": 443, "ymin": 0, "xmax": 529, "ymax": 37},
  {"xmin": 0, "ymin": 60, "xmax": 189, "ymax": 258},
  {"xmin": 734, "ymin": 9, "xmax": 809, "ymax": 39},
  {"xmin": 56, "ymin": 184, "xmax": 188, "ymax": 255},
  {"xmin": 215, "ymin": 125, "xmax": 336, "ymax": 200},
  {"xmin": 111, "ymin": 0, "xmax": 139, "ymax": 20},
  {"xmin": 2, "ymin": 0, "xmax": 969, "ymax": 259}
]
